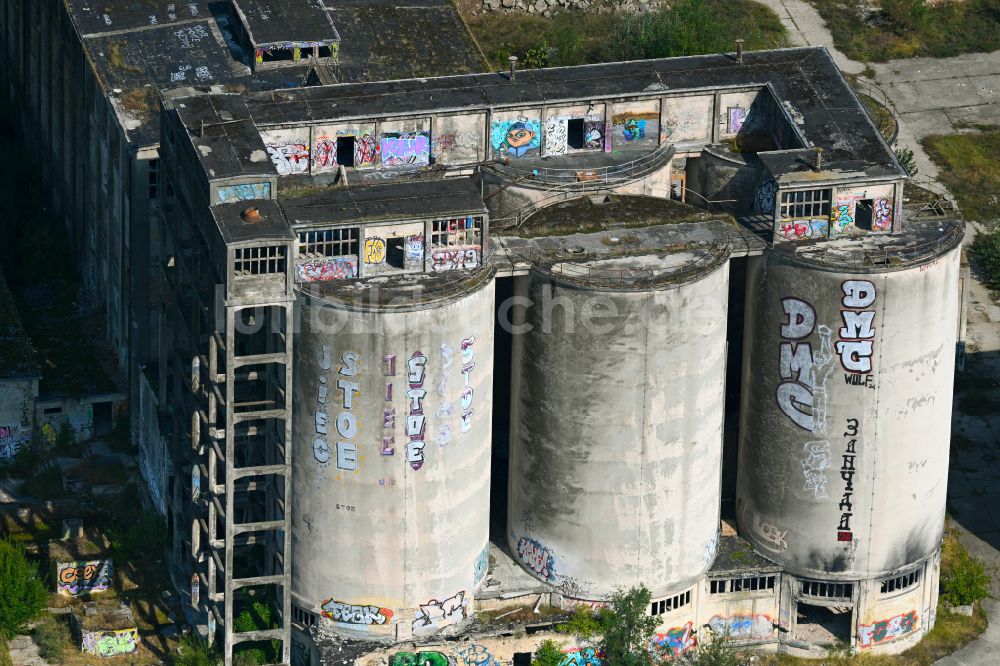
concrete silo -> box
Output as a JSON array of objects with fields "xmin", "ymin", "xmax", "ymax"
[
  {"xmin": 291, "ymin": 270, "xmax": 495, "ymax": 639},
  {"xmin": 506, "ymin": 234, "xmax": 732, "ymax": 603},
  {"xmin": 736, "ymin": 221, "xmax": 963, "ymax": 651}
]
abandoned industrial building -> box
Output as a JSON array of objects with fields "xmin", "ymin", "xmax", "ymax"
[{"xmin": 0, "ymin": 0, "xmax": 969, "ymax": 665}]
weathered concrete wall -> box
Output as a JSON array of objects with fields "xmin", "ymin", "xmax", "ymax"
[
  {"xmin": 291, "ymin": 278, "xmax": 495, "ymax": 640},
  {"xmin": 696, "ymin": 145, "xmax": 765, "ymax": 215},
  {"xmin": 737, "ymin": 244, "xmax": 961, "ymax": 579},
  {"xmin": 507, "ymin": 261, "xmax": 729, "ymax": 601},
  {"xmin": 0, "ymin": 378, "xmax": 38, "ymax": 461}
]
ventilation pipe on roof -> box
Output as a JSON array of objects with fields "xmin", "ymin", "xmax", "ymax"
[
  {"xmin": 241, "ymin": 206, "xmax": 261, "ymax": 224},
  {"xmin": 736, "ymin": 39, "xmax": 745, "ymax": 64},
  {"xmin": 814, "ymin": 146, "xmax": 824, "ymax": 171},
  {"xmin": 508, "ymin": 55, "xmax": 518, "ymax": 82}
]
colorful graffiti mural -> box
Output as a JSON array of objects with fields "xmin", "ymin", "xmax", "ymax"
[
  {"xmin": 755, "ymin": 179, "xmax": 777, "ymax": 215},
  {"xmin": 217, "ymin": 182, "xmax": 271, "ymax": 204},
  {"xmin": 320, "ymin": 599, "xmax": 393, "ymax": 625},
  {"xmin": 491, "ymin": 118, "xmax": 541, "ymax": 158},
  {"xmin": 727, "ymin": 106, "xmax": 747, "ymax": 134},
  {"xmin": 431, "ymin": 247, "xmax": 480, "ymax": 272},
  {"xmin": 364, "ymin": 237, "xmax": 387, "ymax": 264},
  {"xmin": 708, "ymin": 614, "xmax": 773, "ymax": 639},
  {"xmin": 858, "ymin": 610, "xmax": 918, "ymax": 647},
  {"xmin": 412, "ymin": 590, "xmax": 467, "ymax": 634},
  {"xmin": 516, "ymin": 536, "xmax": 555, "ymax": 581},
  {"xmin": 612, "ymin": 111, "xmax": 658, "ymax": 142},
  {"xmin": 874, "ymin": 197, "xmax": 893, "ymax": 230},
  {"xmin": 81, "ymin": 628, "xmax": 139, "ymax": 657},
  {"xmin": 779, "ymin": 218, "xmax": 828, "ymax": 241},
  {"xmin": 295, "ymin": 257, "xmax": 358, "ymax": 282},
  {"xmin": 651, "ymin": 622, "xmax": 697, "ymax": 658},
  {"xmin": 266, "ymin": 143, "xmax": 309, "ymax": 175},
  {"xmin": 380, "ymin": 132, "xmax": 431, "ymax": 167},
  {"xmin": 831, "ymin": 203, "xmax": 854, "ymax": 235},
  {"xmin": 458, "ymin": 644, "xmax": 500, "ymax": 666},
  {"xmin": 559, "ymin": 646, "xmax": 604, "ymax": 666},
  {"xmin": 57, "ymin": 560, "xmax": 113, "ymax": 596},
  {"xmin": 473, "ymin": 544, "xmax": 489, "ymax": 586},
  {"xmin": 390, "ymin": 652, "xmax": 451, "ymax": 666},
  {"xmin": 0, "ymin": 423, "xmax": 27, "ymax": 461}
]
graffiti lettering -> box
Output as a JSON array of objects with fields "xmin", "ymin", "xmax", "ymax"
[
  {"xmin": 838, "ymin": 417, "xmax": 859, "ymax": 540},
  {"xmin": 558, "ymin": 647, "xmax": 604, "ymax": 666},
  {"xmin": 801, "ymin": 440, "xmax": 832, "ymax": 500},
  {"xmin": 390, "ymin": 652, "xmax": 451, "ymax": 666},
  {"xmin": 407, "ymin": 351, "xmax": 428, "ymax": 470},
  {"xmin": 836, "ymin": 280, "xmax": 876, "ymax": 375},
  {"xmin": 752, "ymin": 514, "xmax": 788, "ymax": 553},
  {"xmin": 217, "ymin": 182, "xmax": 271, "ymax": 204},
  {"xmin": 874, "ymin": 197, "xmax": 892, "ymax": 231},
  {"xmin": 431, "ymin": 247, "xmax": 480, "ymax": 273},
  {"xmin": 320, "ymin": 599, "xmax": 393, "ymax": 625},
  {"xmin": 756, "ymin": 179, "xmax": 777, "ymax": 215},
  {"xmin": 517, "ymin": 536, "xmax": 555, "ymax": 581},
  {"xmin": 458, "ymin": 644, "xmax": 500, "ymax": 666},
  {"xmin": 651, "ymin": 622, "xmax": 697, "ymax": 657},
  {"xmin": 460, "ymin": 337, "xmax": 475, "ymax": 434},
  {"xmin": 832, "ymin": 203, "xmax": 854, "ymax": 234},
  {"xmin": 266, "ymin": 143, "xmax": 309, "ymax": 175},
  {"xmin": 776, "ymin": 297, "xmax": 835, "ymax": 433},
  {"xmin": 858, "ymin": 610, "xmax": 918, "ymax": 647},
  {"xmin": 545, "ymin": 118, "xmax": 569, "ymax": 156},
  {"xmin": 314, "ymin": 139, "xmax": 336, "ymax": 169},
  {"xmin": 727, "ymin": 107, "xmax": 747, "ymax": 134},
  {"xmin": 708, "ymin": 614, "xmax": 773, "ymax": 639},
  {"xmin": 413, "ymin": 591, "xmax": 467, "ymax": 633},
  {"xmin": 364, "ymin": 238, "xmax": 386, "ymax": 264},
  {"xmin": 57, "ymin": 560, "xmax": 112, "ymax": 596},
  {"xmin": 380, "ymin": 132, "xmax": 430, "ymax": 168},
  {"xmin": 0, "ymin": 423, "xmax": 27, "ymax": 461},
  {"xmin": 313, "ymin": 345, "xmax": 333, "ymax": 466},
  {"xmin": 82, "ymin": 629, "xmax": 138, "ymax": 657},
  {"xmin": 296, "ymin": 257, "xmax": 357, "ymax": 282}
]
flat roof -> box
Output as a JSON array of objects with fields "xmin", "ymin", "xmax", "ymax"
[
  {"xmin": 279, "ymin": 179, "xmax": 487, "ymax": 228},
  {"xmin": 65, "ymin": 0, "xmax": 215, "ymax": 36},
  {"xmin": 232, "ymin": 0, "xmax": 340, "ymax": 47},
  {"xmin": 172, "ymin": 93, "xmax": 276, "ymax": 180},
  {"xmin": 212, "ymin": 199, "xmax": 294, "ymax": 244},
  {"xmin": 238, "ymin": 47, "xmax": 903, "ymax": 180}
]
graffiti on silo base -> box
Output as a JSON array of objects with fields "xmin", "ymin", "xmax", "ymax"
[
  {"xmin": 858, "ymin": 610, "xmax": 918, "ymax": 647},
  {"xmin": 516, "ymin": 536, "xmax": 555, "ymax": 581},
  {"xmin": 406, "ymin": 351, "xmax": 429, "ymax": 470},
  {"xmin": 412, "ymin": 590, "xmax": 467, "ymax": 634},
  {"xmin": 320, "ymin": 599, "xmax": 393, "ymax": 625},
  {"xmin": 708, "ymin": 613, "xmax": 773, "ymax": 639},
  {"xmin": 651, "ymin": 622, "xmax": 697, "ymax": 657}
]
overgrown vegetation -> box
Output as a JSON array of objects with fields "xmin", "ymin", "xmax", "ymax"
[
  {"xmin": 531, "ymin": 639, "xmax": 565, "ymax": 666},
  {"xmin": 232, "ymin": 599, "xmax": 282, "ymax": 665},
  {"xmin": 21, "ymin": 467, "xmax": 67, "ymax": 499},
  {"xmin": 971, "ymin": 225, "xmax": 1000, "ymax": 290},
  {"xmin": 31, "ymin": 616, "xmax": 72, "ymax": 664},
  {"xmin": 172, "ymin": 635, "xmax": 222, "ymax": 666},
  {"xmin": 468, "ymin": 0, "xmax": 786, "ymax": 70},
  {"xmin": 895, "ymin": 147, "xmax": 918, "ymax": 177},
  {"xmin": 109, "ymin": 512, "xmax": 168, "ymax": 562},
  {"xmin": 941, "ymin": 531, "xmax": 991, "ymax": 607},
  {"xmin": 807, "ymin": 0, "xmax": 1000, "ymax": 62},
  {"xmin": 0, "ymin": 539, "xmax": 47, "ymax": 640}
]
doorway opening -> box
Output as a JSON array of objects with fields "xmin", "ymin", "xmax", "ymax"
[
  {"xmin": 795, "ymin": 603, "xmax": 853, "ymax": 646},
  {"xmin": 336, "ymin": 136, "xmax": 355, "ymax": 167},
  {"xmin": 567, "ymin": 118, "xmax": 585, "ymax": 150},
  {"xmin": 855, "ymin": 199, "xmax": 874, "ymax": 231}
]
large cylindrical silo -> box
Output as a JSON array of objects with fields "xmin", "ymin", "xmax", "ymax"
[
  {"xmin": 291, "ymin": 270, "xmax": 495, "ymax": 639},
  {"xmin": 736, "ymin": 222, "xmax": 963, "ymax": 579},
  {"xmin": 507, "ymin": 242, "xmax": 731, "ymax": 602}
]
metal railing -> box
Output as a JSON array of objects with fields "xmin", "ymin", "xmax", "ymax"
[
  {"xmin": 484, "ymin": 143, "xmax": 675, "ymax": 188},
  {"xmin": 853, "ymin": 78, "xmax": 899, "ymax": 145}
]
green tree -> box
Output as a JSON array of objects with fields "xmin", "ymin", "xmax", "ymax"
[
  {"xmin": 557, "ymin": 605, "xmax": 602, "ymax": 641},
  {"xmin": 531, "ymin": 639, "xmax": 565, "ymax": 666},
  {"xmin": 0, "ymin": 538, "xmax": 47, "ymax": 639},
  {"xmin": 598, "ymin": 586, "xmax": 659, "ymax": 666},
  {"xmin": 942, "ymin": 548, "xmax": 991, "ymax": 606}
]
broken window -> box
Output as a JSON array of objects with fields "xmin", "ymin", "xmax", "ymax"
[
  {"xmin": 430, "ymin": 216, "xmax": 483, "ymax": 248},
  {"xmin": 261, "ymin": 48, "xmax": 295, "ymax": 63},
  {"xmin": 298, "ymin": 228, "xmax": 359, "ymax": 258},
  {"xmin": 879, "ymin": 570, "xmax": 920, "ymax": 595},
  {"xmin": 710, "ymin": 576, "xmax": 776, "ymax": 594},
  {"xmin": 234, "ymin": 246, "xmax": 287, "ymax": 275},
  {"xmin": 800, "ymin": 580, "xmax": 853, "ymax": 600},
  {"xmin": 780, "ymin": 189, "xmax": 831, "ymax": 219}
]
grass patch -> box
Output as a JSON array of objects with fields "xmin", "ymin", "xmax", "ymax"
[
  {"xmin": 0, "ymin": 639, "xmax": 12, "ymax": 666},
  {"xmin": 923, "ymin": 129, "xmax": 1000, "ymax": 223},
  {"xmin": 468, "ymin": 0, "xmax": 786, "ymax": 70},
  {"xmin": 807, "ymin": 0, "xmax": 1000, "ymax": 62},
  {"xmin": 858, "ymin": 93, "xmax": 897, "ymax": 143},
  {"xmin": 477, "ymin": 604, "xmax": 565, "ymax": 624},
  {"xmin": 32, "ymin": 615, "xmax": 72, "ymax": 664}
]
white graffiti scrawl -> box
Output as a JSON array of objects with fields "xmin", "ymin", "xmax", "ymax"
[
  {"xmin": 407, "ymin": 351, "xmax": 429, "ymax": 470},
  {"xmin": 460, "ymin": 337, "xmax": 475, "ymax": 435},
  {"xmin": 836, "ymin": 280, "xmax": 877, "ymax": 375},
  {"xmin": 413, "ymin": 591, "xmax": 467, "ymax": 634}
]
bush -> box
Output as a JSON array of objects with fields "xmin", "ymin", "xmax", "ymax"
[
  {"xmin": 54, "ymin": 421, "xmax": 74, "ymax": 452},
  {"xmin": 895, "ymin": 147, "xmax": 919, "ymax": 177},
  {"xmin": 0, "ymin": 539, "xmax": 47, "ymax": 639},
  {"xmin": 173, "ymin": 635, "xmax": 222, "ymax": 666},
  {"xmin": 532, "ymin": 639, "xmax": 565, "ymax": 666},
  {"xmin": 599, "ymin": 586, "xmax": 659, "ymax": 666},
  {"xmin": 232, "ymin": 599, "xmax": 281, "ymax": 665},
  {"xmin": 32, "ymin": 616, "xmax": 71, "ymax": 664},
  {"xmin": 971, "ymin": 226, "xmax": 1000, "ymax": 290},
  {"xmin": 942, "ymin": 548, "xmax": 991, "ymax": 606},
  {"xmin": 21, "ymin": 467, "xmax": 66, "ymax": 500}
]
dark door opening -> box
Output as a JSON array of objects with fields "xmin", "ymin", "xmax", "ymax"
[
  {"xmin": 336, "ymin": 136, "xmax": 355, "ymax": 167},
  {"xmin": 566, "ymin": 118, "xmax": 585, "ymax": 150},
  {"xmin": 92, "ymin": 401, "xmax": 113, "ymax": 438},
  {"xmin": 795, "ymin": 603, "xmax": 853, "ymax": 646},
  {"xmin": 386, "ymin": 237, "xmax": 405, "ymax": 269},
  {"xmin": 855, "ymin": 199, "xmax": 874, "ymax": 231},
  {"xmin": 513, "ymin": 653, "xmax": 531, "ymax": 666}
]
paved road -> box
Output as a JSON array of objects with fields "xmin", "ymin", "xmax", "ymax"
[{"xmin": 758, "ymin": 0, "xmax": 1000, "ymax": 190}]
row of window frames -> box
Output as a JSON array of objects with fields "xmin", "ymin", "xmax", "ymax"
[
  {"xmin": 709, "ymin": 575, "xmax": 776, "ymax": 595},
  {"xmin": 298, "ymin": 220, "xmax": 484, "ymax": 259}
]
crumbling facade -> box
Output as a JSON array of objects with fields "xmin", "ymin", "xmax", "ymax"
[{"xmin": 1, "ymin": 2, "xmax": 966, "ymax": 664}]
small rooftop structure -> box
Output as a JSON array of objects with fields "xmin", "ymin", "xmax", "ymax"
[{"xmin": 230, "ymin": 0, "xmax": 341, "ymax": 70}]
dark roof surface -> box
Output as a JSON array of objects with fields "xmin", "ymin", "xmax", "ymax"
[
  {"xmin": 65, "ymin": 0, "xmax": 215, "ymax": 36},
  {"xmin": 709, "ymin": 534, "xmax": 781, "ymax": 574},
  {"xmin": 232, "ymin": 0, "xmax": 340, "ymax": 46},
  {"xmin": 0, "ymin": 270, "xmax": 39, "ymax": 380},
  {"xmin": 279, "ymin": 179, "xmax": 487, "ymax": 227},
  {"xmin": 212, "ymin": 199, "xmax": 293, "ymax": 244},
  {"xmin": 172, "ymin": 93, "xmax": 277, "ymax": 180},
  {"xmin": 242, "ymin": 47, "xmax": 903, "ymax": 180},
  {"xmin": 328, "ymin": 2, "xmax": 486, "ymax": 82}
]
